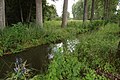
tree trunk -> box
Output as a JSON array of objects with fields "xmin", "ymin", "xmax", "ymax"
[
  {"xmin": 106, "ymin": 0, "xmax": 109, "ymax": 20},
  {"xmin": 61, "ymin": 0, "xmax": 68, "ymax": 28},
  {"xmin": 116, "ymin": 42, "xmax": 120, "ymax": 58},
  {"xmin": 103, "ymin": 0, "xmax": 109, "ymax": 21},
  {"xmin": 26, "ymin": 3, "xmax": 32, "ymax": 22},
  {"xmin": 36, "ymin": 0, "xmax": 43, "ymax": 27},
  {"xmin": 83, "ymin": 0, "xmax": 87, "ymax": 22},
  {"xmin": 0, "ymin": 0, "xmax": 5, "ymax": 29},
  {"xmin": 107, "ymin": 0, "xmax": 110, "ymax": 20},
  {"xmin": 19, "ymin": 0, "xmax": 24, "ymax": 22},
  {"xmin": 90, "ymin": 0, "xmax": 95, "ymax": 21}
]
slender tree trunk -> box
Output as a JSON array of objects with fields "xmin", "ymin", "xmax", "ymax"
[
  {"xmin": 106, "ymin": 0, "xmax": 109, "ymax": 20},
  {"xmin": 83, "ymin": 0, "xmax": 87, "ymax": 22},
  {"xmin": 26, "ymin": 3, "xmax": 32, "ymax": 22},
  {"xmin": 119, "ymin": 19, "xmax": 120, "ymax": 27},
  {"xmin": 103, "ymin": 0, "xmax": 106, "ymax": 20},
  {"xmin": 19, "ymin": 0, "xmax": 24, "ymax": 22},
  {"xmin": 90, "ymin": 0, "xmax": 95, "ymax": 21},
  {"xmin": 0, "ymin": 0, "xmax": 5, "ymax": 29},
  {"xmin": 107, "ymin": 0, "xmax": 111, "ymax": 20},
  {"xmin": 116, "ymin": 42, "xmax": 120, "ymax": 58},
  {"xmin": 61, "ymin": 0, "xmax": 68, "ymax": 28},
  {"xmin": 36, "ymin": 0, "xmax": 43, "ymax": 27}
]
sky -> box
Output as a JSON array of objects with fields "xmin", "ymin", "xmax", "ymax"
[
  {"xmin": 117, "ymin": 1, "xmax": 120, "ymax": 10},
  {"xmin": 47, "ymin": 0, "xmax": 79, "ymax": 18}
]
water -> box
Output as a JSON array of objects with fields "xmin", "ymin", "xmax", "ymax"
[
  {"xmin": 0, "ymin": 39, "xmax": 79, "ymax": 78},
  {"xmin": 0, "ymin": 44, "xmax": 50, "ymax": 78}
]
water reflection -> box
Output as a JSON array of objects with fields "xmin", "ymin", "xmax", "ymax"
[
  {"xmin": 0, "ymin": 39, "xmax": 79, "ymax": 78},
  {"xmin": 0, "ymin": 44, "xmax": 50, "ymax": 78},
  {"xmin": 51, "ymin": 39, "xmax": 79, "ymax": 54}
]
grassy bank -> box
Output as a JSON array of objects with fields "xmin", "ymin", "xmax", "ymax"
[{"xmin": 0, "ymin": 20, "xmax": 104, "ymax": 55}]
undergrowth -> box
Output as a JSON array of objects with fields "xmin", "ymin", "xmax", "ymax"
[
  {"xmin": 31, "ymin": 53, "xmax": 107, "ymax": 80},
  {"xmin": 30, "ymin": 23, "xmax": 120, "ymax": 80},
  {"xmin": 2, "ymin": 21, "xmax": 120, "ymax": 79},
  {"xmin": 76, "ymin": 23, "xmax": 120, "ymax": 71}
]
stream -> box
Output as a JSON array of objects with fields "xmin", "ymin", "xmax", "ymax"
[{"xmin": 0, "ymin": 39, "xmax": 79, "ymax": 78}]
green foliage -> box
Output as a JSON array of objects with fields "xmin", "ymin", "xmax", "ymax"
[
  {"xmin": 5, "ymin": 0, "xmax": 58, "ymax": 25},
  {"xmin": 72, "ymin": 0, "xmax": 102, "ymax": 20},
  {"xmin": 88, "ymin": 20, "xmax": 106, "ymax": 30},
  {"xmin": 83, "ymin": 69, "xmax": 107, "ymax": 80},
  {"xmin": 76, "ymin": 23, "xmax": 120, "ymax": 71},
  {"xmin": 0, "ymin": 21, "xmax": 92, "ymax": 55},
  {"xmin": 0, "ymin": 20, "xmax": 110, "ymax": 55},
  {"xmin": 30, "ymin": 75, "xmax": 45, "ymax": 80},
  {"xmin": 6, "ymin": 60, "xmax": 31, "ymax": 80},
  {"xmin": 46, "ymin": 53, "xmax": 81, "ymax": 80},
  {"xmin": 1, "ymin": 23, "xmax": 27, "ymax": 53},
  {"xmin": 1, "ymin": 21, "xmax": 119, "ymax": 80},
  {"xmin": 72, "ymin": 0, "xmax": 118, "ymax": 20},
  {"xmin": 35, "ymin": 23, "xmax": 119, "ymax": 80},
  {"xmin": 31, "ymin": 52, "xmax": 107, "ymax": 80},
  {"xmin": 43, "ymin": 5, "xmax": 58, "ymax": 21},
  {"xmin": 72, "ymin": 0, "xmax": 84, "ymax": 20}
]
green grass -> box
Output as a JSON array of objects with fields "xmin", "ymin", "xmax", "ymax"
[{"xmin": 30, "ymin": 23, "xmax": 120, "ymax": 80}]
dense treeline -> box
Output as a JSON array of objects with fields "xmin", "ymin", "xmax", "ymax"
[
  {"xmin": 72, "ymin": 0, "xmax": 118, "ymax": 21},
  {"xmin": 5, "ymin": 0, "xmax": 58, "ymax": 25},
  {"xmin": 0, "ymin": 0, "xmax": 119, "ymax": 27}
]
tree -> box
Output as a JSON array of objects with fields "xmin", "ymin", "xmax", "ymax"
[
  {"xmin": 43, "ymin": 4, "xmax": 57, "ymax": 21},
  {"xmin": 90, "ymin": 0, "xmax": 95, "ymax": 21},
  {"xmin": 5, "ymin": 0, "xmax": 35, "ymax": 25},
  {"xmin": 83, "ymin": 0, "xmax": 88, "ymax": 22},
  {"xmin": 72, "ymin": 0, "xmax": 117, "ymax": 21},
  {"xmin": 72, "ymin": 0, "xmax": 84, "ymax": 20},
  {"xmin": 103, "ymin": 0, "xmax": 108, "ymax": 20},
  {"xmin": 61, "ymin": 0, "xmax": 68, "ymax": 28},
  {"xmin": 5, "ymin": 0, "xmax": 58, "ymax": 25},
  {"xmin": 103, "ymin": 0, "xmax": 118, "ymax": 21},
  {"xmin": 72, "ymin": 0, "xmax": 102, "ymax": 20},
  {"xmin": 0, "ymin": 0, "xmax": 5, "ymax": 29},
  {"xmin": 36, "ymin": 0, "xmax": 43, "ymax": 27}
]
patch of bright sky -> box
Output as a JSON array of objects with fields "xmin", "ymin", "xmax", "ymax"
[
  {"xmin": 117, "ymin": 2, "xmax": 120, "ymax": 10},
  {"xmin": 47, "ymin": 0, "xmax": 79, "ymax": 18},
  {"xmin": 117, "ymin": 6, "xmax": 119, "ymax": 10}
]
